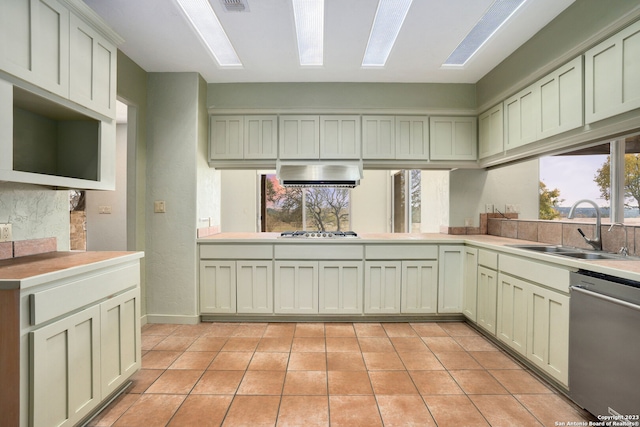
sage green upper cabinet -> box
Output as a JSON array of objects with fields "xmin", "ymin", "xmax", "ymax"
[
  {"xmin": 319, "ymin": 115, "xmax": 361, "ymax": 159},
  {"xmin": 209, "ymin": 116, "xmax": 244, "ymax": 160},
  {"xmin": 279, "ymin": 115, "xmax": 320, "ymax": 159},
  {"xmin": 504, "ymin": 85, "xmax": 538, "ymax": 150},
  {"xmin": 478, "ymin": 104, "xmax": 504, "ymax": 159},
  {"xmin": 536, "ymin": 56, "xmax": 583, "ymax": 140},
  {"xmin": 585, "ymin": 19, "xmax": 640, "ymax": 124},
  {"xmin": 362, "ymin": 115, "xmax": 395, "ymax": 159},
  {"xmin": 0, "ymin": 0, "xmax": 70, "ymax": 99},
  {"xmin": 69, "ymin": 13, "xmax": 117, "ymax": 118},
  {"xmin": 396, "ymin": 116, "xmax": 429, "ymax": 159},
  {"xmin": 244, "ymin": 115, "xmax": 278, "ymax": 159},
  {"xmin": 429, "ymin": 116, "xmax": 477, "ymax": 161}
]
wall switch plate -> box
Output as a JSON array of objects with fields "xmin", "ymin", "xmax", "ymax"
[
  {"xmin": 485, "ymin": 204, "xmax": 494, "ymax": 213},
  {"xmin": 505, "ymin": 204, "xmax": 516, "ymax": 213},
  {"xmin": 154, "ymin": 201, "xmax": 166, "ymax": 213},
  {"xmin": 98, "ymin": 206, "xmax": 112, "ymax": 214},
  {"xmin": 0, "ymin": 224, "xmax": 12, "ymax": 242}
]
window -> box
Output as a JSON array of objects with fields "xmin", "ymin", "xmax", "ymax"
[
  {"xmin": 392, "ymin": 170, "xmax": 421, "ymax": 233},
  {"xmin": 539, "ymin": 134, "xmax": 640, "ymax": 223},
  {"xmin": 261, "ymin": 174, "xmax": 350, "ymax": 232}
]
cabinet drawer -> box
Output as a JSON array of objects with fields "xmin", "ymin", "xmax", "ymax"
[
  {"xmin": 275, "ymin": 244, "xmax": 363, "ymax": 260},
  {"xmin": 200, "ymin": 244, "xmax": 273, "ymax": 259},
  {"xmin": 478, "ymin": 249, "xmax": 498, "ymax": 269},
  {"xmin": 29, "ymin": 264, "xmax": 139, "ymax": 326},
  {"xmin": 365, "ymin": 245, "xmax": 437, "ymax": 260},
  {"xmin": 499, "ymin": 254, "xmax": 570, "ymax": 293}
]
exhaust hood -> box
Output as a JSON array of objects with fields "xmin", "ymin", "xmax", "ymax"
[{"xmin": 276, "ymin": 160, "xmax": 363, "ymax": 188}]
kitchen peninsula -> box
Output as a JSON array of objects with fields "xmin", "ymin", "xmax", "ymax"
[{"xmin": 0, "ymin": 251, "xmax": 143, "ymax": 427}]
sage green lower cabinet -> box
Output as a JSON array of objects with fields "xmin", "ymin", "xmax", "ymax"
[
  {"xmin": 438, "ymin": 246, "xmax": 464, "ymax": 313},
  {"xmin": 527, "ymin": 284, "xmax": 569, "ymax": 385},
  {"xmin": 476, "ymin": 266, "xmax": 498, "ymax": 335},
  {"xmin": 461, "ymin": 247, "xmax": 478, "ymax": 321},
  {"xmin": 401, "ymin": 260, "xmax": 438, "ymax": 314},
  {"xmin": 274, "ymin": 261, "xmax": 319, "ymax": 314},
  {"xmin": 236, "ymin": 261, "xmax": 273, "ymax": 314},
  {"xmin": 496, "ymin": 254, "xmax": 570, "ymax": 386},
  {"xmin": 27, "ymin": 257, "xmax": 142, "ymax": 427},
  {"xmin": 199, "ymin": 261, "xmax": 236, "ymax": 314},
  {"xmin": 319, "ymin": 261, "xmax": 363, "ymax": 314},
  {"xmin": 100, "ymin": 289, "xmax": 141, "ymax": 397},
  {"xmin": 31, "ymin": 305, "xmax": 101, "ymax": 427},
  {"xmin": 364, "ymin": 261, "xmax": 402, "ymax": 313},
  {"xmin": 496, "ymin": 272, "xmax": 529, "ymax": 356}
]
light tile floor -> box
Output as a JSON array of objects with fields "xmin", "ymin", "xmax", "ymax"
[{"xmin": 87, "ymin": 321, "xmax": 594, "ymax": 426}]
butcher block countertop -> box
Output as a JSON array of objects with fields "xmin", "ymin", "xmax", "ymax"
[
  {"xmin": 198, "ymin": 232, "xmax": 640, "ymax": 283},
  {"xmin": 0, "ymin": 251, "xmax": 143, "ymax": 290}
]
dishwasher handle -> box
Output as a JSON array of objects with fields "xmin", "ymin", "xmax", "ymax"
[{"xmin": 571, "ymin": 285, "xmax": 640, "ymax": 312}]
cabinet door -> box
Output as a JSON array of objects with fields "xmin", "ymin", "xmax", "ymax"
[
  {"xmin": 364, "ymin": 261, "xmax": 401, "ymax": 313},
  {"xmin": 0, "ymin": 0, "xmax": 70, "ymax": 98},
  {"xmin": 362, "ymin": 115, "xmax": 395, "ymax": 159},
  {"xmin": 396, "ymin": 116, "xmax": 429, "ymax": 159},
  {"xmin": 31, "ymin": 305, "xmax": 101, "ymax": 427},
  {"xmin": 429, "ymin": 116, "xmax": 477, "ymax": 160},
  {"xmin": 401, "ymin": 260, "xmax": 438, "ymax": 313},
  {"xmin": 438, "ymin": 245, "xmax": 464, "ymax": 313},
  {"xmin": 476, "ymin": 266, "xmax": 497, "ymax": 335},
  {"xmin": 69, "ymin": 13, "xmax": 117, "ymax": 118},
  {"xmin": 585, "ymin": 19, "xmax": 640, "ymax": 123},
  {"xmin": 537, "ymin": 56, "xmax": 583, "ymax": 139},
  {"xmin": 101, "ymin": 288, "xmax": 141, "ymax": 397},
  {"xmin": 496, "ymin": 273, "xmax": 528, "ymax": 355},
  {"xmin": 478, "ymin": 104, "xmax": 504, "ymax": 159},
  {"xmin": 244, "ymin": 115, "xmax": 278, "ymax": 159},
  {"xmin": 461, "ymin": 247, "xmax": 478, "ymax": 321},
  {"xmin": 319, "ymin": 261, "xmax": 363, "ymax": 314},
  {"xmin": 504, "ymin": 86, "xmax": 538, "ymax": 150},
  {"xmin": 209, "ymin": 116, "xmax": 244, "ymax": 160},
  {"xmin": 274, "ymin": 261, "xmax": 318, "ymax": 313},
  {"xmin": 200, "ymin": 261, "xmax": 236, "ymax": 313},
  {"xmin": 237, "ymin": 261, "xmax": 273, "ymax": 314},
  {"xmin": 278, "ymin": 115, "xmax": 320, "ymax": 159},
  {"xmin": 320, "ymin": 115, "xmax": 361, "ymax": 159},
  {"xmin": 527, "ymin": 285, "xmax": 569, "ymax": 386}
]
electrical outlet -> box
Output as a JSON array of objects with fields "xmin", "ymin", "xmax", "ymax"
[
  {"xmin": 154, "ymin": 201, "xmax": 166, "ymax": 213},
  {"xmin": 485, "ymin": 204, "xmax": 494, "ymax": 213},
  {"xmin": 0, "ymin": 224, "xmax": 12, "ymax": 242},
  {"xmin": 505, "ymin": 204, "xmax": 516, "ymax": 214},
  {"xmin": 99, "ymin": 206, "xmax": 112, "ymax": 214}
]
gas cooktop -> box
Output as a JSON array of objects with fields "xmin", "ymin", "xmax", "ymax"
[{"xmin": 279, "ymin": 231, "xmax": 358, "ymax": 239}]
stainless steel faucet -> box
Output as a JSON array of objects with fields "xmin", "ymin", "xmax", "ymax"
[
  {"xmin": 608, "ymin": 222, "xmax": 628, "ymax": 256},
  {"xmin": 567, "ymin": 199, "xmax": 602, "ymax": 251}
]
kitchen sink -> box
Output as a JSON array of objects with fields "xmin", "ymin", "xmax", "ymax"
[
  {"xmin": 508, "ymin": 244, "xmax": 632, "ymax": 261},
  {"xmin": 509, "ymin": 245, "xmax": 574, "ymax": 253}
]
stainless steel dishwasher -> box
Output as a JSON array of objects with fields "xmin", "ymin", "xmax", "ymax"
[{"xmin": 569, "ymin": 270, "xmax": 640, "ymax": 418}]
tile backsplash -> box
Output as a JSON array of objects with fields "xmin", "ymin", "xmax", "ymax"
[{"xmin": 486, "ymin": 218, "xmax": 636, "ymax": 256}]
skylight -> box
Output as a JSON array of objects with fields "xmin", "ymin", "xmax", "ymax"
[
  {"xmin": 292, "ymin": 0, "xmax": 324, "ymax": 66},
  {"xmin": 443, "ymin": 0, "xmax": 527, "ymax": 66},
  {"xmin": 362, "ymin": 0, "xmax": 414, "ymax": 67},
  {"xmin": 176, "ymin": 0, "xmax": 242, "ymax": 67}
]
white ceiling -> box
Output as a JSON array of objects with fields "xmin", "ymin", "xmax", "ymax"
[{"xmin": 83, "ymin": 0, "xmax": 574, "ymax": 84}]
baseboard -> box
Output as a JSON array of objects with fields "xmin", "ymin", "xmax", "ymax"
[{"xmin": 145, "ymin": 314, "xmax": 200, "ymax": 325}]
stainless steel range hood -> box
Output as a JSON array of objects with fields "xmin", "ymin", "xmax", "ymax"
[{"xmin": 276, "ymin": 160, "xmax": 363, "ymax": 188}]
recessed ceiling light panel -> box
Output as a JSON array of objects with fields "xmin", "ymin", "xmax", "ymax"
[
  {"xmin": 176, "ymin": 0, "xmax": 242, "ymax": 67},
  {"xmin": 292, "ymin": 0, "xmax": 324, "ymax": 66},
  {"xmin": 362, "ymin": 0, "xmax": 414, "ymax": 67},
  {"xmin": 444, "ymin": 0, "xmax": 527, "ymax": 67}
]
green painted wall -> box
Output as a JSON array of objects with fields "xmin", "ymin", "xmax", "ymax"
[{"xmin": 207, "ymin": 82, "xmax": 476, "ymax": 112}]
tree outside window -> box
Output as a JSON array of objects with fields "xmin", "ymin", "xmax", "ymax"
[{"xmin": 263, "ymin": 174, "xmax": 350, "ymax": 232}]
